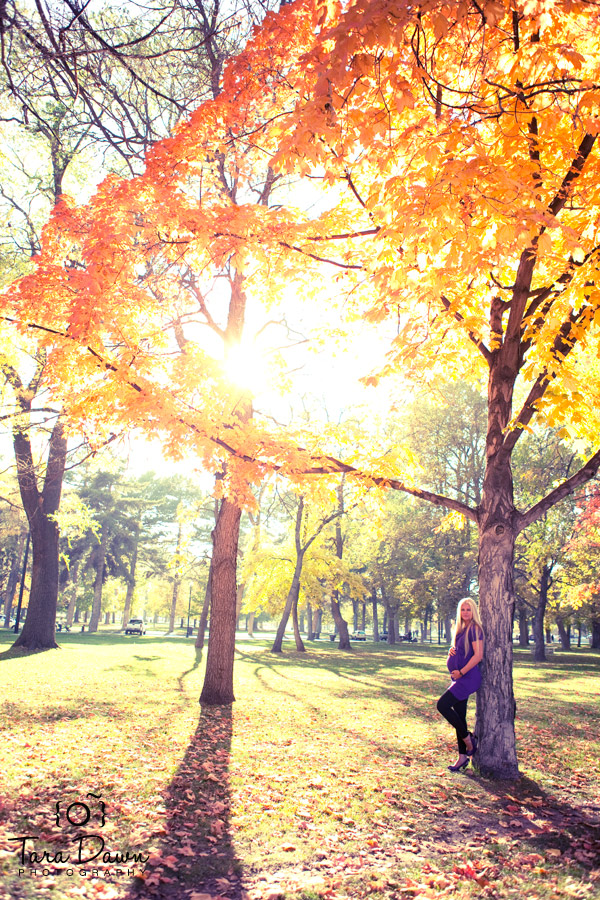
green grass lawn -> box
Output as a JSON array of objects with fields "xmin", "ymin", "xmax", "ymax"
[{"xmin": 0, "ymin": 632, "xmax": 598, "ymax": 900}]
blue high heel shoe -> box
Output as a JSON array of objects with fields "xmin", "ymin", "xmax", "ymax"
[
  {"xmin": 466, "ymin": 734, "xmax": 478, "ymax": 757},
  {"xmin": 448, "ymin": 758, "xmax": 469, "ymax": 772}
]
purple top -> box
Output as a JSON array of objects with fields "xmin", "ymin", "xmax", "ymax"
[{"xmin": 447, "ymin": 625, "xmax": 483, "ymax": 700}]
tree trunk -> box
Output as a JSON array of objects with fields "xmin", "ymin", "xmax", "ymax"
[
  {"xmin": 556, "ymin": 616, "xmax": 571, "ymax": 650},
  {"xmin": 246, "ymin": 610, "xmax": 255, "ymax": 637},
  {"xmin": 168, "ymin": 521, "xmax": 183, "ymax": 633},
  {"xmin": 196, "ymin": 558, "xmax": 213, "ymax": 650},
  {"xmin": 591, "ymin": 618, "xmax": 600, "ymax": 649},
  {"xmin": 65, "ymin": 558, "xmax": 80, "ymax": 628},
  {"xmin": 518, "ymin": 607, "xmax": 530, "ymax": 646},
  {"xmin": 168, "ymin": 574, "xmax": 181, "ymax": 634},
  {"xmin": 371, "ymin": 592, "xmax": 379, "ymax": 641},
  {"xmin": 332, "ymin": 486, "xmax": 351, "ymax": 650},
  {"xmin": 199, "ymin": 499, "xmax": 242, "ymax": 705},
  {"xmin": 475, "ymin": 436, "xmax": 519, "ymax": 778},
  {"xmin": 306, "ymin": 602, "xmax": 314, "ymax": 640},
  {"xmin": 88, "ymin": 524, "xmax": 109, "ymax": 633},
  {"xmin": 291, "ymin": 584, "xmax": 305, "ymax": 652},
  {"xmin": 12, "ymin": 418, "xmax": 67, "ymax": 651},
  {"xmin": 122, "ymin": 520, "xmax": 140, "ymax": 627},
  {"xmin": 532, "ymin": 565, "xmax": 551, "ymax": 661},
  {"xmin": 331, "ymin": 590, "xmax": 351, "ymax": 649},
  {"xmin": 445, "ymin": 614, "xmax": 452, "ymax": 642},
  {"xmin": 387, "ymin": 610, "xmax": 397, "ymax": 645},
  {"xmin": 3, "ymin": 531, "xmax": 26, "ymax": 627},
  {"xmin": 272, "ymin": 554, "xmax": 304, "ymax": 653}
]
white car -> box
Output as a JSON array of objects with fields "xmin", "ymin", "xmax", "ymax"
[{"xmin": 124, "ymin": 618, "xmax": 146, "ymax": 635}]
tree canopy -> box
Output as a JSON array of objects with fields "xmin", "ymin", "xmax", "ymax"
[{"xmin": 4, "ymin": 0, "xmax": 600, "ymax": 776}]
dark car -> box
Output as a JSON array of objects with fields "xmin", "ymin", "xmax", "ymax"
[
  {"xmin": 379, "ymin": 632, "xmax": 388, "ymax": 642},
  {"xmin": 125, "ymin": 618, "xmax": 146, "ymax": 635}
]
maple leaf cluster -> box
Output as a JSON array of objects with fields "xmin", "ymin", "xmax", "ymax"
[{"xmin": 4, "ymin": 0, "xmax": 600, "ymax": 497}]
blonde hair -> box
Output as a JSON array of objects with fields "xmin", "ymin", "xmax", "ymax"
[{"xmin": 452, "ymin": 597, "xmax": 484, "ymax": 656}]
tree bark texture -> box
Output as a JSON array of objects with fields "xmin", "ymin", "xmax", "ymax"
[
  {"xmin": 12, "ymin": 418, "xmax": 67, "ymax": 651},
  {"xmin": 475, "ymin": 355, "xmax": 519, "ymax": 779},
  {"xmin": 199, "ymin": 499, "xmax": 242, "ymax": 705}
]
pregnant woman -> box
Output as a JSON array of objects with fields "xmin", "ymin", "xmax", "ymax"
[{"xmin": 437, "ymin": 597, "xmax": 484, "ymax": 772}]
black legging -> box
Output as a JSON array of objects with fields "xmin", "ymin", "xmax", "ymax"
[{"xmin": 437, "ymin": 689, "xmax": 470, "ymax": 754}]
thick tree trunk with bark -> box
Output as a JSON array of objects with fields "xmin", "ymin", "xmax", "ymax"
[
  {"xmin": 475, "ymin": 354, "xmax": 519, "ymax": 779},
  {"xmin": 15, "ymin": 516, "xmax": 60, "ymax": 649},
  {"xmin": 591, "ymin": 618, "xmax": 600, "ymax": 649},
  {"xmin": 12, "ymin": 418, "xmax": 67, "ymax": 651},
  {"xmin": 200, "ymin": 499, "xmax": 242, "ymax": 705},
  {"xmin": 476, "ymin": 522, "xmax": 518, "ymax": 778}
]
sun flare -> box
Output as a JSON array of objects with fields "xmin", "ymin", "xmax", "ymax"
[{"xmin": 223, "ymin": 342, "xmax": 273, "ymax": 396}]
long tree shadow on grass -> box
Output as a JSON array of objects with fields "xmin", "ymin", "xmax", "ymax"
[{"xmin": 126, "ymin": 704, "xmax": 244, "ymax": 900}]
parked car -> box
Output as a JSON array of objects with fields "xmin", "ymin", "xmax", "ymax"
[
  {"xmin": 125, "ymin": 618, "xmax": 146, "ymax": 635},
  {"xmin": 352, "ymin": 630, "xmax": 367, "ymax": 641},
  {"xmin": 379, "ymin": 632, "xmax": 388, "ymax": 642}
]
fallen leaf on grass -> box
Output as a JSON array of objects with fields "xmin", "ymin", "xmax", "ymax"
[{"xmin": 189, "ymin": 894, "xmax": 225, "ymax": 900}]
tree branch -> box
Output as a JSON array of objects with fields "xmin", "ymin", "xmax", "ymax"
[
  {"xmin": 9, "ymin": 318, "xmax": 479, "ymax": 522},
  {"xmin": 441, "ymin": 295, "xmax": 492, "ymax": 364},
  {"xmin": 503, "ymin": 304, "xmax": 587, "ymax": 455},
  {"xmin": 548, "ymin": 132, "xmax": 596, "ymax": 219},
  {"xmin": 517, "ymin": 446, "xmax": 600, "ymax": 533}
]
